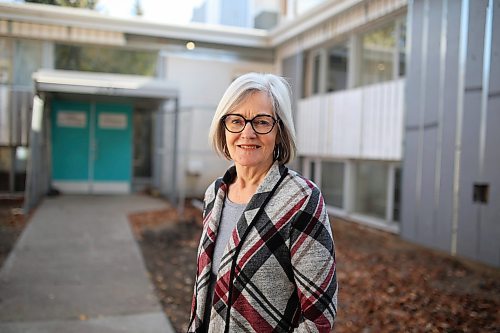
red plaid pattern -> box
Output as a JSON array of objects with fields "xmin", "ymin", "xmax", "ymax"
[{"xmin": 188, "ymin": 163, "xmax": 338, "ymax": 333}]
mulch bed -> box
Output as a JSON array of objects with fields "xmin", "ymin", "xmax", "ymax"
[
  {"xmin": 0, "ymin": 198, "xmax": 27, "ymax": 269},
  {"xmin": 3, "ymin": 197, "xmax": 497, "ymax": 332},
  {"xmin": 129, "ymin": 201, "xmax": 500, "ymax": 333}
]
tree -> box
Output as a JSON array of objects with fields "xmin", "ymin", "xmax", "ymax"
[{"xmin": 24, "ymin": 0, "xmax": 98, "ymax": 9}]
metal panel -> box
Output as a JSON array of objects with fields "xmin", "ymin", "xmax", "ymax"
[
  {"xmin": 417, "ymin": 0, "xmax": 442, "ymax": 248},
  {"xmin": 281, "ymin": 54, "xmax": 303, "ymax": 117},
  {"xmin": 435, "ymin": 0, "xmax": 462, "ymax": 253},
  {"xmin": 328, "ymin": 89, "xmax": 362, "ymax": 158},
  {"xmin": 297, "ymin": 80, "xmax": 405, "ymax": 160},
  {"xmin": 457, "ymin": 0, "xmax": 488, "ymax": 260},
  {"xmin": 405, "ymin": 0, "xmax": 423, "ymax": 128},
  {"xmin": 297, "ymin": 97, "xmax": 322, "ymax": 155},
  {"xmin": 478, "ymin": 0, "xmax": 500, "ymax": 266},
  {"xmin": 400, "ymin": 130, "xmax": 419, "ymax": 240}
]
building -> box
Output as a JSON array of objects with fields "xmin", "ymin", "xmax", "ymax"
[
  {"xmin": 0, "ymin": 0, "xmax": 498, "ymax": 267},
  {"xmin": 0, "ymin": 2, "xmax": 274, "ymax": 209},
  {"xmin": 192, "ymin": 0, "xmax": 253, "ymax": 28},
  {"xmin": 271, "ymin": 0, "xmax": 499, "ymax": 267}
]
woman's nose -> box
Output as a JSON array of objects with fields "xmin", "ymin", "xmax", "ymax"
[{"xmin": 241, "ymin": 121, "xmax": 257, "ymax": 137}]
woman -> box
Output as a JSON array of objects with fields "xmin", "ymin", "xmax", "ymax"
[{"xmin": 188, "ymin": 73, "xmax": 337, "ymax": 333}]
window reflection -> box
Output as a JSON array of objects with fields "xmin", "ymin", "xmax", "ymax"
[
  {"xmin": 360, "ymin": 24, "xmax": 395, "ymax": 86},
  {"xmin": 321, "ymin": 161, "xmax": 344, "ymax": 208},
  {"xmin": 327, "ymin": 42, "xmax": 348, "ymax": 92},
  {"xmin": 355, "ymin": 161, "xmax": 387, "ymax": 219}
]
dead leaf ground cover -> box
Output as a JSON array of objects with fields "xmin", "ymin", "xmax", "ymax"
[
  {"xmin": 0, "ymin": 198, "xmax": 26, "ymax": 268},
  {"xmin": 129, "ymin": 202, "xmax": 500, "ymax": 333}
]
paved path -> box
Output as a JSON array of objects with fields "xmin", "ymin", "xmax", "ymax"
[{"xmin": 0, "ymin": 195, "xmax": 175, "ymax": 333}]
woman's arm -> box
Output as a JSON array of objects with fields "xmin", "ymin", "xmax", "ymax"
[{"xmin": 289, "ymin": 188, "xmax": 338, "ymax": 333}]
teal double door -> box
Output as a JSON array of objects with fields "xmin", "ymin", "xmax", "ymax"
[{"xmin": 51, "ymin": 100, "xmax": 133, "ymax": 194}]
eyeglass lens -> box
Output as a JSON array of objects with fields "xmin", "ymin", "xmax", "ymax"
[{"xmin": 223, "ymin": 114, "xmax": 276, "ymax": 134}]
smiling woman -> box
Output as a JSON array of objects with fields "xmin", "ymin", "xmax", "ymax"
[{"xmin": 188, "ymin": 72, "xmax": 338, "ymax": 333}]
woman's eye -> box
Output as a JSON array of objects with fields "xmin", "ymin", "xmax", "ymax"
[{"xmin": 255, "ymin": 119, "xmax": 271, "ymax": 126}]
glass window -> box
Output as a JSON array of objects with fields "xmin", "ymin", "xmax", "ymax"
[
  {"xmin": 302, "ymin": 52, "xmax": 309, "ymax": 98},
  {"xmin": 0, "ymin": 38, "xmax": 13, "ymax": 85},
  {"xmin": 321, "ymin": 161, "xmax": 344, "ymax": 208},
  {"xmin": 312, "ymin": 53, "xmax": 321, "ymax": 94},
  {"xmin": 14, "ymin": 40, "xmax": 43, "ymax": 86},
  {"xmin": 309, "ymin": 160, "xmax": 316, "ymax": 183},
  {"xmin": 398, "ymin": 19, "xmax": 407, "ymax": 77},
  {"xmin": 55, "ymin": 44, "xmax": 158, "ymax": 76},
  {"xmin": 0, "ymin": 147, "xmax": 12, "ymax": 192},
  {"xmin": 327, "ymin": 42, "xmax": 348, "ymax": 92},
  {"xmin": 133, "ymin": 111, "xmax": 152, "ymax": 178},
  {"xmin": 360, "ymin": 23, "xmax": 395, "ymax": 86},
  {"xmin": 393, "ymin": 167, "xmax": 401, "ymax": 222},
  {"xmin": 15, "ymin": 146, "xmax": 27, "ymax": 191},
  {"xmin": 354, "ymin": 161, "xmax": 387, "ymax": 219}
]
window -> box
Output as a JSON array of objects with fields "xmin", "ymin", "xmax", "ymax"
[
  {"xmin": 358, "ymin": 19, "xmax": 406, "ymax": 86},
  {"xmin": 321, "ymin": 161, "xmax": 344, "ymax": 208},
  {"xmin": 354, "ymin": 161, "xmax": 387, "ymax": 219},
  {"xmin": 393, "ymin": 167, "xmax": 401, "ymax": 221},
  {"xmin": 55, "ymin": 44, "xmax": 158, "ymax": 76},
  {"xmin": 312, "ymin": 53, "xmax": 321, "ymax": 94},
  {"xmin": 0, "ymin": 38, "xmax": 13, "ymax": 85},
  {"xmin": 14, "ymin": 40, "xmax": 43, "ymax": 86},
  {"xmin": 302, "ymin": 50, "xmax": 322, "ymax": 97},
  {"xmin": 397, "ymin": 18, "xmax": 407, "ymax": 77},
  {"xmin": 0, "ymin": 146, "xmax": 27, "ymax": 192},
  {"xmin": 360, "ymin": 24, "xmax": 395, "ymax": 86},
  {"xmin": 326, "ymin": 42, "xmax": 348, "ymax": 92},
  {"xmin": 309, "ymin": 160, "xmax": 316, "ymax": 183}
]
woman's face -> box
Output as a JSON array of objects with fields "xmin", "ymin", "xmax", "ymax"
[{"xmin": 224, "ymin": 91, "xmax": 278, "ymax": 173}]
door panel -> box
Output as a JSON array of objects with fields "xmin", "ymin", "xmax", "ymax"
[
  {"xmin": 51, "ymin": 101, "xmax": 90, "ymax": 181},
  {"xmin": 94, "ymin": 103, "xmax": 132, "ymax": 182},
  {"xmin": 51, "ymin": 100, "xmax": 132, "ymax": 193}
]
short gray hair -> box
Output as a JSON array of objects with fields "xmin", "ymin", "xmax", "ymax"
[{"xmin": 208, "ymin": 72, "xmax": 297, "ymax": 164}]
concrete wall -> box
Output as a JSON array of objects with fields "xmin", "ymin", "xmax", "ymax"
[{"xmin": 401, "ymin": 0, "xmax": 500, "ymax": 267}]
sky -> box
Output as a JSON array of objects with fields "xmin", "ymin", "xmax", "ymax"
[
  {"xmin": 96, "ymin": 0, "xmax": 205, "ymax": 24},
  {"xmin": 1, "ymin": 0, "xmax": 205, "ymax": 24}
]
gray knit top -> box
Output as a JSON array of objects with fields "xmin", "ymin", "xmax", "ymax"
[
  {"xmin": 203, "ymin": 196, "xmax": 246, "ymax": 331},
  {"xmin": 212, "ymin": 196, "xmax": 246, "ymax": 274}
]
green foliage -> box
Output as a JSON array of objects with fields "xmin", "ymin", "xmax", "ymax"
[
  {"xmin": 55, "ymin": 44, "xmax": 157, "ymax": 76},
  {"xmin": 24, "ymin": 0, "xmax": 98, "ymax": 9}
]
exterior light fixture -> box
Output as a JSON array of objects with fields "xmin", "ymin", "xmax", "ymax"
[{"xmin": 186, "ymin": 42, "xmax": 195, "ymax": 50}]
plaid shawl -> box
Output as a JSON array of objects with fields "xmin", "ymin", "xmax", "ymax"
[{"xmin": 188, "ymin": 163, "xmax": 337, "ymax": 333}]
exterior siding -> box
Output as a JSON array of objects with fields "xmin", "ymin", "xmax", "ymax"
[
  {"xmin": 482, "ymin": 0, "xmax": 500, "ymax": 266},
  {"xmin": 297, "ymin": 80, "xmax": 404, "ymax": 160},
  {"xmin": 402, "ymin": 0, "xmax": 500, "ymax": 267}
]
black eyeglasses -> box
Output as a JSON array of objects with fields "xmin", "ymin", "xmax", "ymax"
[{"xmin": 221, "ymin": 114, "xmax": 279, "ymax": 134}]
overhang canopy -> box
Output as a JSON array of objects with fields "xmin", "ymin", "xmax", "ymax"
[{"xmin": 33, "ymin": 69, "xmax": 178, "ymax": 100}]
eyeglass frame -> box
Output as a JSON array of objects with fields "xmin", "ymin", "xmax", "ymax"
[{"xmin": 221, "ymin": 114, "xmax": 280, "ymax": 134}]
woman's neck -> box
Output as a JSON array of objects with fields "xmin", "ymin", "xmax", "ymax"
[
  {"xmin": 228, "ymin": 162, "xmax": 273, "ymax": 204},
  {"xmin": 234, "ymin": 164, "xmax": 270, "ymax": 187}
]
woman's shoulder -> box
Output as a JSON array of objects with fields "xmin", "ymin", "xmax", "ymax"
[
  {"xmin": 204, "ymin": 177, "xmax": 224, "ymax": 199},
  {"xmin": 285, "ymin": 168, "xmax": 322, "ymax": 194}
]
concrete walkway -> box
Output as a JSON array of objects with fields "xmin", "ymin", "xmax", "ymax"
[{"xmin": 0, "ymin": 195, "xmax": 176, "ymax": 333}]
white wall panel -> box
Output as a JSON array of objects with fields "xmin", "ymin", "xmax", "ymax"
[
  {"xmin": 0, "ymin": 86, "xmax": 8, "ymax": 145},
  {"xmin": 328, "ymin": 89, "xmax": 362, "ymax": 157},
  {"xmin": 297, "ymin": 96, "xmax": 322, "ymax": 155},
  {"xmin": 297, "ymin": 79, "xmax": 404, "ymax": 160}
]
